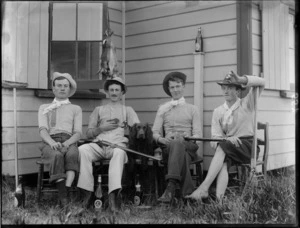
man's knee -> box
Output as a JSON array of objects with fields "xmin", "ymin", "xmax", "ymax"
[
  {"xmin": 78, "ymin": 144, "xmax": 92, "ymax": 157},
  {"xmin": 112, "ymin": 148, "xmax": 127, "ymax": 162}
]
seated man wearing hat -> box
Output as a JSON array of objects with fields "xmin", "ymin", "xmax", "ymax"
[
  {"xmin": 77, "ymin": 76, "xmax": 140, "ymax": 212},
  {"xmin": 186, "ymin": 71, "xmax": 265, "ymax": 201},
  {"xmin": 38, "ymin": 72, "xmax": 82, "ymax": 207},
  {"xmin": 152, "ymin": 72, "xmax": 202, "ymax": 203}
]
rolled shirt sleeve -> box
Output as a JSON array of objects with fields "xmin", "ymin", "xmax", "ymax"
[
  {"xmin": 38, "ymin": 105, "xmax": 49, "ymax": 132},
  {"xmin": 73, "ymin": 106, "xmax": 82, "ymax": 136},
  {"xmin": 126, "ymin": 106, "xmax": 140, "ymax": 126},
  {"xmin": 86, "ymin": 107, "xmax": 101, "ymax": 139},
  {"xmin": 152, "ymin": 106, "xmax": 164, "ymax": 142},
  {"xmin": 210, "ymin": 108, "xmax": 225, "ymax": 150}
]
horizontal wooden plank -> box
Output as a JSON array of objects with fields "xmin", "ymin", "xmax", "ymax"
[
  {"xmin": 126, "ymin": 83, "xmax": 194, "ymax": 99},
  {"xmin": 126, "ymin": 69, "xmax": 194, "ymax": 86},
  {"xmin": 1, "ymin": 111, "xmax": 92, "ymax": 127},
  {"xmin": 108, "ymin": 1, "xmax": 122, "ymax": 11},
  {"xmin": 2, "ymin": 142, "xmax": 41, "ymax": 160},
  {"xmin": 134, "ymin": 112, "xmax": 157, "ymax": 124},
  {"xmin": 2, "ymin": 157, "xmax": 42, "ymax": 175},
  {"xmin": 252, "ymin": 18, "xmax": 261, "ymax": 35},
  {"xmin": 108, "ymin": 5, "xmax": 122, "ymax": 22},
  {"xmin": 125, "ymin": 1, "xmax": 169, "ymax": 12},
  {"xmin": 252, "ymin": 49, "xmax": 262, "ymax": 65},
  {"xmin": 126, "ymin": 35, "xmax": 237, "ymax": 61},
  {"xmin": 269, "ymin": 138, "xmax": 295, "ymax": 155},
  {"xmin": 126, "ymin": 50, "xmax": 236, "ymax": 73},
  {"xmin": 126, "ymin": 4, "xmax": 236, "ymax": 36},
  {"xmin": 252, "ymin": 34, "xmax": 261, "ymax": 50},
  {"xmin": 257, "ymin": 111, "xmax": 295, "ymax": 125},
  {"xmin": 258, "ymin": 96, "xmax": 295, "ymax": 111},
  {"xmin": 126, "ymin": 1, "xmax": 235, "ymax": 23},
  {"xmin": 267, "ymin": 151, "xmax": 295, "ymax": 170},
  {"xmin": 125, "ymin": 97, "xmax": 194, "ymax": 112},
  {"xmin": 126, "ymin": 20, "xmax": 236, "ymax": 48},
  {"xmin": 2, "ymin": 90, "xmax": 104, "ymax": 112},
  {"xmin": 126, "ymin": 65, "xmax": 238, "ymax": 87}
]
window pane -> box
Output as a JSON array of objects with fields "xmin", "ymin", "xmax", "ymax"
[
  {"xmin": 78, "ymin": 3, "xmax": 103, "ymax": 41},
  {"xmin": 78, "ymin": 42, "xmax": 102, "ymax": 80},
  {"xmin": 50, "ymin": 42, "xmax": 76, "ymax": 78},
  {"xmin": 52, "ymin": 3, "xmax": 76, "ymax": 40}
]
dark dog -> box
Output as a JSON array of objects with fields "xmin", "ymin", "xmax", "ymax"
[
  {"xmin": 128, "ymin": 123, "xmax": 154, "ymax": 161},
  {"xmin": 126, "ymin": 123, "xmax": 154, "ymax": 192}
]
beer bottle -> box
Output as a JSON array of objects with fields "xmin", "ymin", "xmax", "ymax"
[
  {"xmin": 94, "ymin": 175, "xmax": 103, "ymax": 210},
  {"xmin": 195, "ymin": 27, "xmax": 203, "ymax": 52},
  {"xmin": 14, "ymin": 176, "xmax": 25, "ymax": 208},
  {"xmin": 133, "ymin": 174, "xmax": 143, "ymax": 206}
]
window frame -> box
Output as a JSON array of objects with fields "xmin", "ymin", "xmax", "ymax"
[{"xmin": 47, "ymin": 1, "xmax": 108, "ymax": 92}]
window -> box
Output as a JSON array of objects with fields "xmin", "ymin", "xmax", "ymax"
[
  {"xmin": 261, "ymin": 0, "xmax": 294, "ymax": 91},
  {"xmin": 49, "ymin": 2, "xmax": 105, "ymax": 88}
]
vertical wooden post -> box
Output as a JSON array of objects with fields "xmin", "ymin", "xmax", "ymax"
[{"xmin": 193, "ymin": 52, "xmax": 204, "ymax": 159}]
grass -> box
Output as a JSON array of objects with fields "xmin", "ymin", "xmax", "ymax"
[{"xmin": 1, "ymin": 167, "xmax": 297, "ymax": 225}]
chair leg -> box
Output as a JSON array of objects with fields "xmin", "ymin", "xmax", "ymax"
[{"xmin": 36, "ymin": 163, "xmax": 44, "ymax": 203}]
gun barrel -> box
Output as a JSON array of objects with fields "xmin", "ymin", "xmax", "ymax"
[{"xmin": 184, "ymin": 137, "xmax": 225, "ymax": 142}]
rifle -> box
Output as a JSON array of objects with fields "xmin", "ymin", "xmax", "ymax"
[
  {"xmin": 78, "ymin": 139, "xmax": 162, "ymax": 161},
  {"xmin": 184, "ymin": 137, "xmax": 226, "ymax": 142}
]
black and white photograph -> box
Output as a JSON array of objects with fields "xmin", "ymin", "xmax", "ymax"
[{"xmin": 1, "ymin": 0, "xmax": 297, "ymax": 225}]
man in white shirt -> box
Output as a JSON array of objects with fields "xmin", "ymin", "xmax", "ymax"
[
  {"xmin": 186, "ymin": 71, "xmax": 265, "ymax": 201},
  {"xmin": 77, "ymin": 77, "xmax": 140, "ymax": 212}
]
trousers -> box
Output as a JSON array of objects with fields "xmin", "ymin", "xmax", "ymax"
[
  {"xmin": 161, "ymin": 139, "xmax": 199, "ymax": 196},
  {"xmin": 77, "ymin": 143, "xmax": 128, "ymax": 194},
  {"xmin": 39, "ymin": 133, "xmax": 79, "ymax": 183}
]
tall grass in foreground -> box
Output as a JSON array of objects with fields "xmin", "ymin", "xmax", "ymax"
[{"xmin": 1, "ymin": 168, "xmax": 296, "ymax": 224}]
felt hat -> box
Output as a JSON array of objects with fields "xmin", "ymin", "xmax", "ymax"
[
  {"xmin": 217, "ymin": 73, "xmax": 245, "ymax": 90},
  {"xmin": 104, "ymin": 76, "xmax": 127, "ymax": 94},
  {"xmin": 52, "ymin": 72, "xmax": 77, "ymax": 97},
  {"xmin": 163, "ymin": 72, "xmax": 187, "ymax": 97}
]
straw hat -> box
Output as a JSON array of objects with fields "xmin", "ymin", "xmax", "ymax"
[
  {"xmin": 52, "ymin": 72, "xmax": 77, "ymax": 97},
  {"xmin": 104, "ymin": 76, "xmax": 127, "ymax": 94}
]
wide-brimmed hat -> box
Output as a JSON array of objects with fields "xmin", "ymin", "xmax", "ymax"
[
  {"xmin": 52, "ymin": 72, "xmax": 77, "ymax": 97},
  {"xmin": 104, "ymin": 76, "xmax": 127, "ymax": 94},
  {"xmin": 217, "ymin": 74, "xmax": 245, "ymax": 90},
  {"xmin": 163, "ymin": 72, "xmax": 187, "ymax": 96}
]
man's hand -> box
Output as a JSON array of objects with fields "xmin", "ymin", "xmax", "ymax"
[
  {"xmin": 226, "ymin": 136, "xmax": 242, "ymax": 147},
  {"xmin": 158, "ymin": 136, "xmax": 172, "ymax": 146},
  {"xmin": 50, "ymin": 141, "xmax": 63, "ymax": 150},
  {"xmin": 228, "ymin": 71, "xmax": 241, "ymax": 84},
  {"xmin": 99, "ymin": 119, "xmax": 119, "ymax": 132}
]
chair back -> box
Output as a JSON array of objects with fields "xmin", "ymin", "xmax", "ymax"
[{"xmin": 257, "ymin": 121, "xmax": 269, "ymax": 176}]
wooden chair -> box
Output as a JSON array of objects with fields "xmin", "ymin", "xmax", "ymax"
[
  {"xmin": 229, "ymin": 121, "xmax": 269, "ymax": 187},
  {"xmin": 36, "ymin": 140, "xmax": 108, "ymax": 203},
  {"xmin": 36, "ymin": 159, "xmax": 78, "ymax": 203}
]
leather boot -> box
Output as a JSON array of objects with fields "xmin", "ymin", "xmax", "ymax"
[
  {"xmin": 79, "ymin": 188, "xmax": 92, "ymax": 208},
  {"xmin": 56, "ymin": 180, "xmax": 68, "ymax": 207},
  {"xmin": 158, "ymin": 179, "xmax": 177, "ymax": 203}
]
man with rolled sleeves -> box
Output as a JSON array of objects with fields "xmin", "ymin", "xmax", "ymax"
[
  {"xmin": 152, "ymin": 72, "xmax": 202, "ymax": 203},
  {"xmin": 186, "ymin": 71, "xmax": 265, "ymax": 201},
  {"xmin": 38, "ymin": 72, "xmax": 82, "ymax": 207},
  {"xmin": 77, "ymin": 77, "xmax": 140, "ymax": 212}
]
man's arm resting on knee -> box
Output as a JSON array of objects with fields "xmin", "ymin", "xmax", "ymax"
[{"xmin": 39, "ymin": 128, "xmax": 62, "ymax": 150}]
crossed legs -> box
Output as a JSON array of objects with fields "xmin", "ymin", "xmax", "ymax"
[{"xmin": 186, "ymin": 145, "xmax": 228, "ymax": 200}]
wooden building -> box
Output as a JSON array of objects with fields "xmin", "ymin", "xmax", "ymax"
[{"xmin": 2, "ymin": 1, "xmax": 296, "ymax": 175}]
